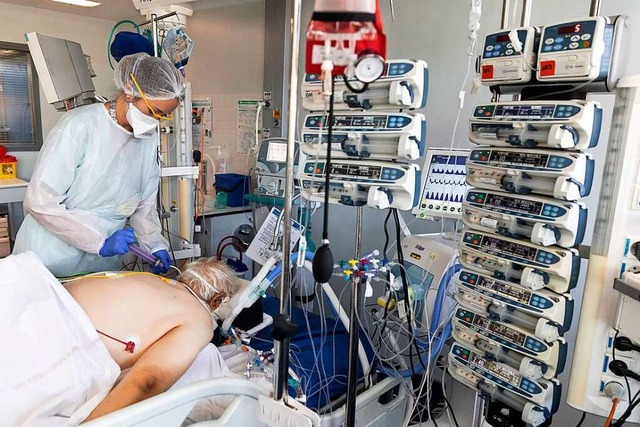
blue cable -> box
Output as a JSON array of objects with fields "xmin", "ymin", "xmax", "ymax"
[{"xmin": 377, "ymin": 263, "xmax": 460, "ymax": 378}]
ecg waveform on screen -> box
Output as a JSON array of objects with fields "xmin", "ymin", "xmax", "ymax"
[{"xmin": 422, "ymin": 159, "xmax": 468, "ymax": 202}]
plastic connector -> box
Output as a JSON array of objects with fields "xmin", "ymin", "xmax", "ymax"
[
  {"xmin": 535, "ymin": 319, "xmax": 561, "ymax": 343},
  {"xmin": 604, "ymin": 381, "xmax": 626, "ymax": 401},
  {"xmin": 522, "ymin": 402, "xmax": 546, "ymax": 427},
  {"xmin": 508, "ymin": 29, "xmax": 523, "ymax": 53},
  {"xmin": 615, "ymin": 335, "xmax": 640, "ymax": 353}
]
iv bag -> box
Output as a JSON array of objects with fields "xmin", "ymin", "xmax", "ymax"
[
  {"xmin": 305, "ymin": 0, "xmax": 386, "ymax": 75},
  {"xmin": 162, "ymin": 27, "xmax": 194, "ymax": 72}
]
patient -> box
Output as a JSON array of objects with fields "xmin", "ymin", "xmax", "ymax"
[{"xmin": 64, "ymin": 258, "xmax": 240, "ymax": 422}]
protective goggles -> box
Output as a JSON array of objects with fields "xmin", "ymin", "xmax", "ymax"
[{"xmin": 130, "ymin": 73, "xmax": 174, "ymax": 121}]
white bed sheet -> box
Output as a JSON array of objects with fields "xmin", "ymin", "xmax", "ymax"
[{"xmin": 0, "ymin": 252, "xmax": 120, "ymax": 426}]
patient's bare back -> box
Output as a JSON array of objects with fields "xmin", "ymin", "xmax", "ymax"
[{"xmin": 65, "ymin": 273, "xmax": 213, "ymax": 369}]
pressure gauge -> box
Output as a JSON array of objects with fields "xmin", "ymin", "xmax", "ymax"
[{"xmin": 354, "ymin": 54, "xmax": 385, "ymax": 83}]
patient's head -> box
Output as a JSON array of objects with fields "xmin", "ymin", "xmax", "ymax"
[{"xmin": 177, "ymin": 258, "xmax": 239, "ymax": 310}]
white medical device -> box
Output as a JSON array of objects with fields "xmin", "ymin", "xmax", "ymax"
[
  {"xmin": 256, "ymin": 138, "xmax": 299, "ymax": 197},
  {"xmin": 412, "ymin": 148, "xmax": 470, "ymax": 219},
  {"xmin": 301, "ymin": 112, "xmax": 426, "ymax": 161},
  {"xmin": 466, "ymin": 147, "xmax": 594, "ymax": 201},
  {"xmin": 299, "ymin": 160, "xmax": 419, "ymax": 210},
  {"xmin": 537, "ymin": 16, "xmax": 628, "ymax": 89},
  {"xmin": 447, "ymin": 363, "xmax": 549, "ymax": 427},
  {"xmin": 480, "ymin": 27, "xmax": 539, "ymax": 85},
  {"xmin": 453, "ymin": 321, "xmax": 555, "ymax": 381},
  {"xmin": 455, "ymin": 288, "xmax": 563, "ymax": 343},
  {"xmin": 458, "ymin": 231, "xmax": 580, "ymax": 293},
  {"xmin": 452, "ymin": 308, "xmax": 567, "ymax": 378},
  {"xmin": 393, "ymin": 234, "xmax": 458, "ymax": 331},
  {"xmin": 449, "ymin": 343, "xmax": 561, "ymax": 414},
  {"xmin": 301, "ymin": 59, "xmax": 428, "ymax": 111},
  {"xmin": 462, "ymin": 190, "xmax": 587, "ymax": 248},
  {"xmin": 470, "ymin": 101, "xmax": 602, "ymax": 150},
  {"xmin": 25, "ymin": 32, "xmax": 96, "ymax": 112},
  {"xmin": 456, "ymin": 269, "xmax": 572, "ymax": 331}
]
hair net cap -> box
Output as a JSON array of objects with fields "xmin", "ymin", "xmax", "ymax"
[{"xmin": 114, "ymin": 53, "xmax": 185, "ymax": 101}]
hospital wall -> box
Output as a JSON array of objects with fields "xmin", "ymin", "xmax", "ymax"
[
  {"xmin": 188, "ymin": 0, "xmax": 266, "ymax": 190},
  {"xmin": 295, "ymin": 1, "xmax": 640, "ymax": 426},
  {"xmin": 0, "ymin": 2, "xmax": 120, "ymax": 181}
]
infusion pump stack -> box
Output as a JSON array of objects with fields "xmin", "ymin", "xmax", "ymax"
[{"xmin": 448, "ymin": 13, "xmax": 636, "ymax": 427}]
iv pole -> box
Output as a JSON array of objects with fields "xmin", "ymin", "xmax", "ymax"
[
  {"xmin": 345, "ymin": 206, "xmax": 364, "ymax": 427},
  {"xmin": 273, "ymin": 0, "xmax": 302, "ymax": 402}
]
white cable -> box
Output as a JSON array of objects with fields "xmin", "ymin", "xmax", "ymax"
[{"xmin": 321, "ymin": 281, "xmax": 371, "ymax": 384}]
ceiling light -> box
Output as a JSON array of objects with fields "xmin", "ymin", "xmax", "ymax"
[{"xmin": 51, "ymin": 0, "xmax": 101, "ymax": 7}]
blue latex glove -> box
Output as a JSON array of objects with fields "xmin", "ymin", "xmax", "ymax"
[
  {"xmin": 99, "ymin": 227, "xmax": 135, "ymax": 257},
  {"xmin": 152, "ymin": 249, "xmax": 172, "ymax": 274}
]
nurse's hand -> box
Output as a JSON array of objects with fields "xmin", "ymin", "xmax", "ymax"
[
  {"xmin": 99, "ymin": 227, "xmax": 136, "ymax": 257},
  {"xmin": 152, "ymin": 250, "xmax": 172, "ymax": 274}
]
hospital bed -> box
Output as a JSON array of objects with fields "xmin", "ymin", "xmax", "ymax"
[
  {"xmin": 6, "ymin": 235, "xmax": 455, "ymax": 426},
  {"xmin": 81, "ymin": 252, "xmax": 413, "ymax": 427}
]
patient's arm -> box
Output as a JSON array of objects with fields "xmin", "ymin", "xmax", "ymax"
[{"xmin": 83, "ymin": 321, "xmax": 211, "ymax": 422}]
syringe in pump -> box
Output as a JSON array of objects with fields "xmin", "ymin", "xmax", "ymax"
[
  {"xmin": 466, "ymin": 147, "xmax": 594, "ymax": 201},
  {"xmin": 301, "ymin": 59, "xmax": 428, "ymax": 111},
  {"xmin": 462, "ymin": 190, "xmax": 587, "ymax": 248},
  {"xmin": 449, "ymin": 364, "xmax": 548, "ymax": 427}
]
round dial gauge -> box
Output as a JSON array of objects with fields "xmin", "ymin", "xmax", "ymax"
[{"xmin": 354, "ymin": 54, "xmax": 385, "ymax": 83}]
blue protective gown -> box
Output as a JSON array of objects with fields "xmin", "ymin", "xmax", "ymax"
[{"xmin": 13, "ymin": 104, "xmax": 168, "ymax": 277}]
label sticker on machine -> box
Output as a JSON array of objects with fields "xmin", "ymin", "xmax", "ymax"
[
  {"xmin": 470, "ymin": 149, "xmax": 571, "ymax": 169},
  {"xmin": 539, "ymin": 61, "xmax": 556, "ymax": 77},
  {"xmin": 467, "ymin": 191, "xmax": 547, "ymax": 216},
  {"xmin": 482, "ymin": 65, "xmax": 494, "ymax": 80},
  {"xmin": 463, "ymin": 232, "xmax": 559, "ymax": 264}
]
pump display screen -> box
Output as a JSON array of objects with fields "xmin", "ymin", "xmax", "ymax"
[
  {"xmin": 477, "ymin": 276, "xmax": 531, "ymax": 304},
  {"xmin": 496, "ymin": 34, "xmax": 511, "ymax": 42},
  {"xmin": 474, "ymin": 316, "xmax": 527, "ymax": 346},
  {"xmin": 488, "ymin": 150, "xmax": 549, "ymax": 167},
  {"xmin": 485, "ymin": 193, "xmax": 544, "ymax": 215},
  {"xmin": 494, "ymin": 105, "xmax": 556, "ymax": 119},
  {"xmin": 266, "ymin": 142, "xmax": 288, "ymax": 163},
  {"xmin": 558, "ymin": 24, "xmax": 582, "ymax": 34},
  {"xmin": 333, "ymin": 115, "xmax": 388, "ymax": 128},
  {"xmin": 471, "ymin": 353, "xmax": 521, "ymax": 386},
  {"xmin": 481, "ymin": 236, "xmax": 538, "ymax": 261},
  {"xmin": 330, "ymin": 163, "xmax": 382, "ymax": 179}
]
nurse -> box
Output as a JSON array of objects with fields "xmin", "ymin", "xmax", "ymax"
[{"xmin": 14, "ymin": 53, "xmax": 183, "ymax": 277}]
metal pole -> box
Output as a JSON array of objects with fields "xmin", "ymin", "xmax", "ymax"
[
  {"xmin": 273, "ymin": 0, "xmax": 302, "ymax": 402},
  {"xmin": 345, "ymin": 206, "xmax": 364, "ymax": 427},
  {"xmin": 500, "ymin": 0, "xmax": 511, "ymax": 29},
  {"xmin": 472, "ymin": 393, "xmax": 485, "ymax": 427},
  {"xmin": 137, "ymin": 11, "xmax": 178, "ymax": 27},
  {"xmin": 520, "ymin": 0, "xmax": 532, "ymax": 27},
  {"xmin": 589, "ymin": 0, "xmax": 602, "ymax": 16},
  {"xmin": 151, "ymin": 13, "xmax": 158, "ymax": 57}
]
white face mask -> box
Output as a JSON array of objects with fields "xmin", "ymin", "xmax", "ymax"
[{"xmin": 126, "ymin": 102, "xmax": 159, "ymax": 138}]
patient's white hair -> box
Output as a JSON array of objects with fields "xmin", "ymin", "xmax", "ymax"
[{"xmin": 177, "ymin": 258, "xmax": 239, "ymax": 309}]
